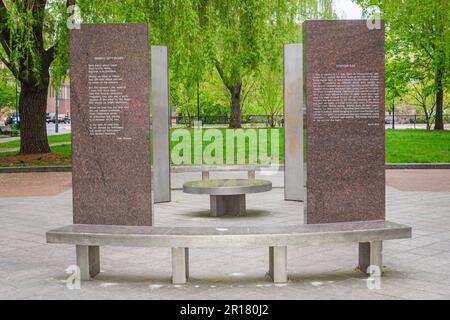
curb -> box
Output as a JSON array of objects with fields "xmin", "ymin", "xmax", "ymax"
[
  {"xmin": 0, "ymin": 166, "xmax": 72, "ymax": 173},
  {"xmin": 1, "ymin": 163, "xmax": 450, "ymax": 174},
  {"xmin": 384, "ymin": 163, "xmax": 450, "ymax": 170}
]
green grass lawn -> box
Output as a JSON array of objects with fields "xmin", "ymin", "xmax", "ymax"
[
  {"xmin": 0, "ymin": 129, "xmax": 449, "ymax": 167},
  {"xmin": 386, "ymin": 129, "xmax": 450, "ymax": 163},
  {"xmin": 0, "ymin": 133, "xmax": 72, "ymax": 148},
  {"xmin": 0, "ymin": 144, "xmax": 72, "ymax": 167}
]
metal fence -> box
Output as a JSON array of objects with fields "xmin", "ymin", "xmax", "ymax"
[
  {"xmin": 170, "ymin": 113, "xmax": 450, "ymax": 128},
  {"xmin": 384, "ymin": 114, "xmax": 450, "ymax": 129},
  {"xmin": 173, "ymin": 114, "xmax": 284, "ymax": 127}
]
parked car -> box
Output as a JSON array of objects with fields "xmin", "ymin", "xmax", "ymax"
[
  {"xmin": 385, "ymin": 115, "xmax": 394, "ymax": 124},
  {"xmin": 48, "ymin": 113, "xmax": 66, "ymax": 124},
  {"xmin": 64, "ymin": 114, "xmax": 71, "ymax": 124},
  {"xmin": 11, "ymin": 112, "xmax": 20, "ymax": 125}
]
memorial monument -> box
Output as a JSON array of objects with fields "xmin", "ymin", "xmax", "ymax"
[
  {"xmin": 45, "ymin": 20, "xmax": 411, "ymax": 285},
  {"xmin": 303, "ymin": 20, "xmax": 385, "ymax": 224},
  {"xmin": 70, "ymin": 23, "xmax": 152, "ymax": 226}
]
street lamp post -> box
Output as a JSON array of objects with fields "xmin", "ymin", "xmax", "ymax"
[
  {"xmin": 197, "ymin": 81, "xmax": 200, "ymax": 123},
  {"xmin": 392, "ymin": 100, "xmax": 395, "ymax": 130},
  {"xmin": 15, "ymin": 81, "xmax": 18, "ymax": 126},
  {"xmin": 55, "ymin": 90, "xmax": 59, "ymax": 133}
]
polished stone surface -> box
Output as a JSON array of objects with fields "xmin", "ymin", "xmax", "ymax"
[
  {"xmin": 303, "ymin": 20, "xmax": 385, "ymax": 224},
  {"xmin": 70, "ymin": 24, "xmax": 152, "ymax": 226},
  {"xmin": 183, "ymin": 179, "xmax": 272, "ymax": 195}
]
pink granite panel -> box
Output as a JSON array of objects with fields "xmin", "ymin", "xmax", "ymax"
[
  {"xmin": 303, "ymin": 20, "xmax": 385, "ymax": 224},
  {"xmin": 70, "ymin": 24, "xmax": 152, "ymax": 225}
]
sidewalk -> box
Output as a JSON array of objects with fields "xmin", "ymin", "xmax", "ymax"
[
  {"xmin": 0, "ymin": 123, "xmax": 71, "ymax": 145},
  {"xmin": 0, "ymin": 136, "xmax": 19, "ymax": 143}
]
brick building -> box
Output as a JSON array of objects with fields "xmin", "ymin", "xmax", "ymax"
[
  {"xmin": 47, "ymin": 80, "xmax": 71, "ymax": 116},
  {"xmin": 1, "ymin": 62, "xmax": 71, "ymax": 117}
]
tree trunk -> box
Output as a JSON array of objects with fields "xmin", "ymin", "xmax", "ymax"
[
  {"xmin": 270, "ymin": 114, "xmax": 276, "ymax": 128},
  {"xmin": 421, "ymin": 99, "xmax": 431, "ymax": 131},
  {"xmin": 229, "ymin": 85, "xmax": 241, "ymax": 128},
  {"xmin": 19, "ymin": 80, "xmax": 51, "ymax": 154},
  {"xmin": 434, "ymin": 69, "xmax": 444, "ymax": 130},
  {"xmin": 425, "ymin": 116, "xmax": 431, "ymax": 130}
]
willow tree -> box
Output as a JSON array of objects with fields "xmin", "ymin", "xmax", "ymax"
[
  {"xmin": 0, "ymin": 0, "xmax": 77, "ymax": 153},
  {"xmin": 83, "ymin": 0, "xmax": 334, "ymax": 128},
  {"xmin": 0, "ymin": 66, "xmax": 15, "ymax": 110},
  {"xmin": 202, "ymin": 0, "xmax": 333, "ymax": 128},
  {"xmin": 256, "ymin": 0, "xmax": 334, "ymax": 127},
  {"xmin": 357, "ymin": 0, "xmax": 449, "ymax": 130},
  {"xmin": 76, "ymin": 0, "xmax": 210, "ymax": 123}
]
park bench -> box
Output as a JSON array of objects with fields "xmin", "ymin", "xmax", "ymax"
[{"xmin": 46, "ymin": 220, "xmax": 411, "ymax": 284}]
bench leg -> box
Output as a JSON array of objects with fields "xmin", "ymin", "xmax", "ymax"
[
  {"xmin": 76, "ymin": 245, "xmax": 100, "ymax": 281},
  {"xmin": 172, "ymin": 247, "xmax": 189, "ymax": 284},
  {"xmin": 268, "ymin": 246, "xmax": 287, "ymax": 283},
  {"xmin": 358, "ymin": 241, "xmax": 383, "ymax": 276},
  {"xmin": 248, "ymin": 170, "xmax": 256, "ymax": 179},
  {"xmin": 202, "ymin": 171, "xmax": 210, "ymax": 181}
]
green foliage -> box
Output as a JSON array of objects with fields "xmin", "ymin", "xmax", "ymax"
[
  {"xmin": 357, "ymin": 0, "xmax": 450, "ymax": 125},
  {"xmin": 1, "ymin": 0, "xmax": 333, "ymax": 123},
  {"xmin": 3, "ymin": 1, "xmax": 40, "ymax": 81},
  {"xmin": 47, "ymin": 0, "xmax": 73, "ymax": 89},
  {"xmin": 0, "ymin": 66, "xmax": 16, "ymax": 108},
  {"xmin": 75, "ymin": 0, "xmax": 333, "ymax": 116}
]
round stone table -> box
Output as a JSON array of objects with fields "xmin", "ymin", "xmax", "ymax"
[{"xmin": 183, "ymin": 179, "xmax": 273, "ymax": 217}]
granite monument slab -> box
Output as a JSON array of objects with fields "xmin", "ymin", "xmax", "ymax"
[
  {"xmin": 70, "ymin": 23, "xmax": 152, "ymax": 225},
  {"xmin": 303, "ymin": 20, "xmax": 385, "ymax": 224}
]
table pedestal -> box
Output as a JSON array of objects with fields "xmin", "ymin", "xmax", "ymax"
[{"xmin": 210, "ymin": 195, "xmax": 246, "ymax": 217}]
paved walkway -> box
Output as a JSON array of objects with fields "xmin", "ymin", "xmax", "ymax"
[
  {"xmin": 0, "ymin": 170, "xmax": 450, "ymax": 299},
  {"xmin": 0, "ymin": 136, "xmax": 20, "ymax": 143}
]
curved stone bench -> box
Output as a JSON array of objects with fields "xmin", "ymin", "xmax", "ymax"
[{"xmin": 46, "ymin": 220, "xmax": 411, "ymax": 284}]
